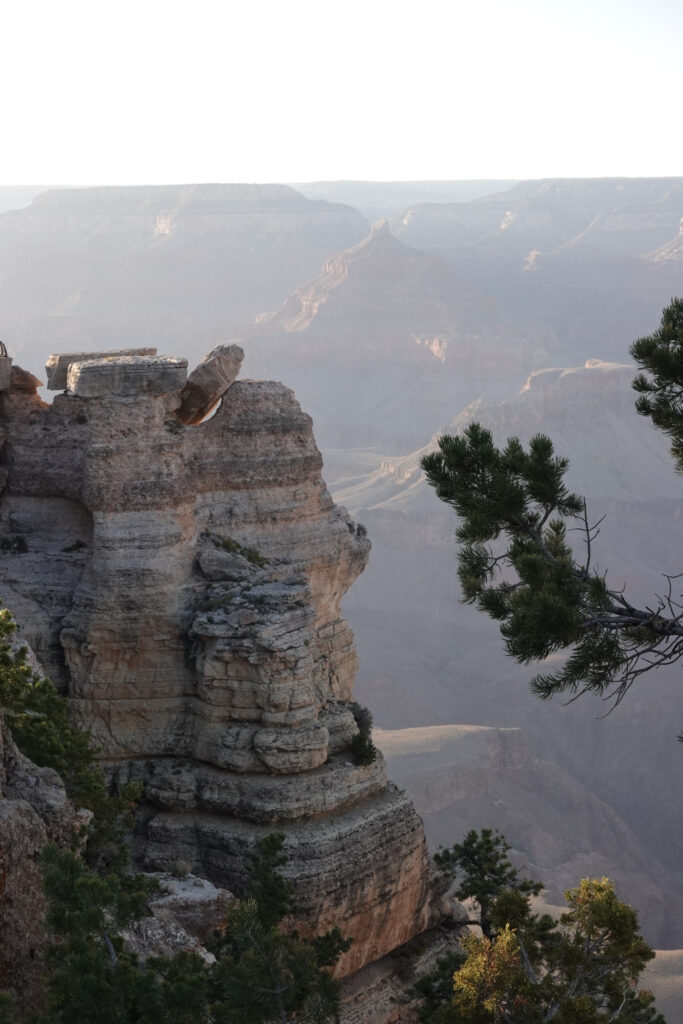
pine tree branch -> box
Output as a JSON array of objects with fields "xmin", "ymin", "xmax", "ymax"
[
  {"xmin": 102, "ymin": 932, "xmax": 117, "ymax": 967},
  {"xmin": 606, "ymin": 987, "xmax": 628, "ymax": 1022},
  {"xmin": 516, "ymin": 933, "xmax": 539, "ymax": 987}
]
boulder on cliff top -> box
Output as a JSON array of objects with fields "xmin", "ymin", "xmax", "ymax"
[
  {"xmin": 67, "ymin": 354, "xmax": 188, "ymax": 398},
  {"xmin": 176, "ymin": 343, "xmax": 245, "ymax": 425}
]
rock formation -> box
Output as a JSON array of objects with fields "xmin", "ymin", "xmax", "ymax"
[
  {"xmin": 0, "ymin": 184, "xmax": 369, "ymax": 366},
  {"xmin": 122, "ymin": 872, "xmax": 233, "ymax": 965},
  {"xmin": 391, "ymin": 177, "xmax": 683, "ymax": 367},
  {"xmin": 0, "ymin": 348, "xmax": 439, "ymax": 975},
  {"xmin": 392, "ymin": 177, "xmax": 683, "ymax": 259},
  {"xmin": 0, "ymin": 709, "xmax": 83, "ymax": 1006},
  {"xmin": 45, "ymin": 347, "xmax": 157, "ymax": 390},
  {"xmin": 243, "ymin": 220, "xmax": 557, "ymax": 453},
  {"xmin": 176, "ymin": 343, "xmax": 244, "ymax": 425},
  {"xmin": 648, "ymin": 217, "xmax": 683, "ymax": 262},
  {"xmin": 376, "ymin": 725, "xmax": 683, "ymax": 948}
]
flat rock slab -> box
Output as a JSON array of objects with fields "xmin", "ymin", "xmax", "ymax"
[
  {"xmin": 67, "ymin": 355, "xmax": 188, "ymax": 398},
  {"xmin": 177, "ymin": 344, "xmax": 244, "ymax": 425},
  {"xmin": 147, "ymin": 872, "xmax": 233, "ymax": 940},
  {"xmin": 46, "ymin": 348, "xmax": 157, "ymax": 390}
]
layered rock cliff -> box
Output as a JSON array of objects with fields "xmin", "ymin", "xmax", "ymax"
[
  {"xmin": 0, "ymin": 184, "xmax": 369, "ymax": 365},
  {"xmin": 0, "ymin": 709, "xmax": 82, "ymax": 1006},
  {"xmin": 391, "ymin": 177, "xmax": 683, "ymax": 366},
  {"xmin": 0, "ymin": 349, "xmax": 438, "ymax": 974},
  {"xmin": 243, "ymin": 220, "xmax": 557, "ymax": 453}
]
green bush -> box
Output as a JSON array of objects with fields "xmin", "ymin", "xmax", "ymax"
[
  {"xmin": 0, "ymin": 607, "xmax": 140, "ymax": 871},
  {"xmin": 209, "ymin": 534, "xmax": 267, "ymax": 567},
  {"xmin": 349, "ymin": 702, "xmax": 377, "ymax": 766}
]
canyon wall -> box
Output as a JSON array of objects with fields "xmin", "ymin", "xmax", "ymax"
[
  {"xmin": 0, "ymin": 184, "xmax": 369, "ymax": 365},
  {"xmin": 0, "ymin": 709, "xmax": 81, "ymax": 1006},
  {"xmin": 0, "ymin": 349, "xmax": 439, "ymax": 974}
]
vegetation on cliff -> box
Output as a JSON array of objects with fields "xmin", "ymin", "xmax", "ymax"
[
  {"xmin": 209, "ymin": 833, "xmax": 351, "ymax": 1023},
  {"xmin": 349, "ymin": 701, "xmax": 378, "ymax": 765},
  {"xmin": 0, "ymin": 610, "xmax": 349, "ymax": 1023},
  {"xmin": 31, "ymin": 835, "xmax": 348, "ymax": 1024},
  {"xmin": 419, "ymin": 830, "xmax": 664, "ymax": 1024},
  {"xmin": 0, "ymin": 607, "xmax": 140, "ymax": 872}
]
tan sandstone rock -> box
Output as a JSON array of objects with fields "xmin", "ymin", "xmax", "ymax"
[
  {"xmin": 45, "ymin": 347, "xmax": 157, "ymax": 390},
  {"xmin": 176, "ymin": 343, "xmax": 244, "ymax": 424},
  {"xmin": 0, "ymin": 711, "xmax": 80, "ymax": 1007},
  {"xmin": 67, "ymin": 354, "xmax": 188, "ymax": 397},
  {"xmin": 0, "ymin": 350, "xmax": 441, "ymax": 976}
]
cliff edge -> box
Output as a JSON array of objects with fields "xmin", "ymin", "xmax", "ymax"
[{"xmin": 0, "ymin": 347, "xmax": 439, "ymax": 974}]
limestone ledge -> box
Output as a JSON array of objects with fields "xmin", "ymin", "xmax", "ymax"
[
  {"xmin": 70, "ymin": 694, "xmax": 360, "ymax": 775},
  {"xmin": 110, "ymin": 749, "xmax": 387, "ymax": 823},
  {"xmin": 338, "ymin": 922, "xmax": 465, "ymax": 1024},
  {"xmin": 46, "ymin": 347, "xmax": 158, "ymax": 390},
  {"xmin": 140, "ymin": 782, "xmax": 438, "ymax": 977},
  {"xmin": 67, "ymin": 355, "xmax": 188, "ymax": 398}
]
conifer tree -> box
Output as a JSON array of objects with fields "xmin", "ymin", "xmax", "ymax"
[
  {"xmin": 434, "ymin": 830, "xmax": 547, "ymax": 943},
  {"xmin": 28, "ymin": 844, "xmax": 213, "ymax": 1024},
  {"xmin": 0, "ymin": 609, "xmax": 350, "ymax": 1023},
  {"xmin": 421, "ymin": 300, "xmax": 683, "ymax": 713},
  {"xmin": 447, "ymin": 879, "xmax": 664, "ymax": 1024},
  {"xmin": 209, "ymin": 833, "xmax": 351, "ymax": 1024},
  {"xmin": 0, "ymin": 607, "xmax": 140, "ymax": 870},
  {"xmin": 632, "ymin": 297, "xmax": 683, "ymax": 470},
  {"xmin": 422, "ymin": 831, "xmax": 665, "ymax": 1024}
]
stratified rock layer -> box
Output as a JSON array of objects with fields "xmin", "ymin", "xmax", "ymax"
[
  {"xmin": 0, "ymin": 354, "xmax": 438, "ymax": 974},
  {"xmin": 67, "ymin": 354, "xmax": 187, "ymax": 397},
  {"xmin": 45, "ymin": 348, "xmax": 158, "ymax": 390},
  {"xmin": 0, "ymin": 709, "xmax": 81, "ymax": 1006}
]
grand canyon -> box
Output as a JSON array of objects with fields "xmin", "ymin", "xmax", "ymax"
[{"xmin": 1, "ymin": 177, "xmax": 682, "ymax": 1021}]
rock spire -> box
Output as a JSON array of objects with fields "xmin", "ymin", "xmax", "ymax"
[{"xmin": 0, "ymin": 346, "xmax": 439, "ymax": 974}]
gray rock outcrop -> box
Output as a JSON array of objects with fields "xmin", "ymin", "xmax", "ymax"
[
  {"xmin": 67, "ymin": 354, "xmax": 188, "ymax": 398},
  {"xmin": 0, "ymin": 710, "xmax": 82, "ymax": 1006},
  {"xmin": 45, "ymin": 348, "xmax": 157, "ymax": 390},
  {"xmin": 176, "ymin": 343, "xmax": 244, "ymax": 424},
  {"xmin": 0, "ymin": 350, "xmax": 440, "ymax": 975},
  {"xmin": 122, "ymin": 872, "xmax": 233, "ymax": 965}
]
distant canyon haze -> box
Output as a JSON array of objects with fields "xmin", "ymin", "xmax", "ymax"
[{"xmin": 0, "ymin": 178, "xmax": 682, "ymax": 953}]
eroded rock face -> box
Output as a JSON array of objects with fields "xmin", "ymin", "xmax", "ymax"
[
  {"xmin": 67, "ymin": 354, "xmax": 188, "ymax": 398},
  {"xmin": 122, "ymin": 872, "xmax": 233, "ymax": 965},
  {"xmin": 0, "ymin": 711, "xmax": 79, "ymax": 1006},
  {"xmin": 0, "ymin": 351, "xmax": 439, "ymax": 974}
]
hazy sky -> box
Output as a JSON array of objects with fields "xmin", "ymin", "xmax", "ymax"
[{"xmin": 2, "ymin": 0, "xmax": 680, "ymax": 185}]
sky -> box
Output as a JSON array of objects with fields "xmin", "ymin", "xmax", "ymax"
[{"xmin": 1, "ymin": 0, "xmax": 681, "ymax": 185}]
